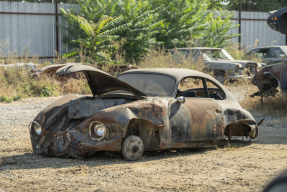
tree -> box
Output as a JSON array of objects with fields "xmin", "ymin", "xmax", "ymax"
[
  {"xmin": 150, "ymin": 0, "xmax": 239, "ymax": 49},
  {"xmin": 61, "ymin": 0, "xmax": 239, "ymax": 63},
  {"xmin": 61, "ymin": 9, "xmax": 129, "ymax": 63},
  {"xmin": 62, "ymin": 0, "xmax": 163, "ymax": 63}
]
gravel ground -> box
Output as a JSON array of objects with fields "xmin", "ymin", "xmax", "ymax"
[{"xmin": 0, "ymin": 95, "xmax": 287, "ymax": 191}]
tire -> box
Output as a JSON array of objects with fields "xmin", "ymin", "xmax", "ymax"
[
  {"xmin": 121, "ymin": 135, "xmax": 144, "ymax": 161},
  {"xmin": 215, "ymin": 72, "xmax": 226, "ymax": 84}
]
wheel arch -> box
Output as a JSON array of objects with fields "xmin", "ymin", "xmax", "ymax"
[
  {"xmin": 124, "ymin": 118, "xmax": 162, "ymax": 151},
  {"xmin": 224, "ymin": 122, "xmax": 258, "ymax": 139},
  {"xmin": 213, "ymin": 70, "xmax": 226, "ymax": 76}
]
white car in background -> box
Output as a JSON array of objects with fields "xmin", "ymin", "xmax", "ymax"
[
  {"xmin": 170, "ymin": 47, "xmax": 265, "ymax": 84},
  {"xmin": 246, "ymin": 46, "xmax": 287, "ymax": 64}
]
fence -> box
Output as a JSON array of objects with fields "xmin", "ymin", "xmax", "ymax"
[
  {"xmin": 228, "ymin": 1, "xmax": 286, "ymax": 49},
  {"xmin": 0, "ymin": 1, "xmax": 286, "ymax": 59},
  {"xmin": 0, "ymin": 1, "xmax": 80, "ymax": 59}
]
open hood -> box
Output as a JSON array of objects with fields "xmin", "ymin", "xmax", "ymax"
[{"xmin": 56, "ymin": 65, "xmax": 147, "ymax": 99}]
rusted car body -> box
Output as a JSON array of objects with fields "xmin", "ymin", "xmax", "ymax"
[
  {"xmin": 250, "ymin": 61, "xmax": 287, "ymax": 97},
  {"xmin": 29, "ymin": 65, "xmax": 261, "ymax": 160},
  {"xmin": 31, "ymin": 63, "xmax": 82, "ymax": 81}
]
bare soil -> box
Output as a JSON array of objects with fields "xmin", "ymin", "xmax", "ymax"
[{"xmin": 0, "ymin": 96, "xmax": 287, "ymax": 191}]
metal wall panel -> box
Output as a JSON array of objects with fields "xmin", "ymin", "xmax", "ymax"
[
  {"xmin": 228, "ymin": 11, "xmax": 286, "ymax": 50},
  {"xmin": 0, "ymin": 2, "xmax": 79, "ymax": 58},
  {"xmin": 0, "ymin": 2, "xmax": 285, "ymax": 58}
]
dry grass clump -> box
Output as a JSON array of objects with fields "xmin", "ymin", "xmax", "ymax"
[
  {"xmin": 226, "ymin": 42, "xmax": 262, "ymax": 63},
  {"xmin": 0, "ymin": 63, "xmax": 90, "ymax": 102},
  {"xmin": 226, "ymin": 43, "xmax": 249, "ymax": 60},
  {"xmin": 227, "ymin": 79, "xmax": 287, "ymax": 116},
  {"xmin": 241, "ymin": 92, "xmax": 287, "ymax": 116},
  {"xmin": 61, "ymin": 78, "xmax": 91, "ymax": 95},
  {"xmin": 138, "ymin": 48, "xmax": 206, "ymax": 72}
]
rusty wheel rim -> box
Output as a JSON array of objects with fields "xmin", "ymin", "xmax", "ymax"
[{"xmin": 122, "ymin": 135, "xmax": 144, "ymax": 161}]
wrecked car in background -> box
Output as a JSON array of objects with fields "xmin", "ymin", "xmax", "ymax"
[
  {"xmin": 246, "ymin": 46, "xmax": 287, "ymax": 64},
  {"xmin": 31, "ymin": 63, "xmax": 82, "ymax": 82},
  {"xmin": 29, "ymin": 65, "xmax": 262, "ymax": 160},
  {"xmin": 170, "ymin": 47, "xmax": 265, "ymax": 84},
  {"xmin": 249, "ymin": 7, "xmax": 287, "ymax": 98},
  {"xmin": 250, "ymin": 61, "xmax": 287, "ymax": 97},
  {"xmin": 31, "ymin": 63, "xmax": 136, "ymax": 82}
]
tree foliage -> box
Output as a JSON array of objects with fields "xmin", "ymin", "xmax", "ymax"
[
  {"xmin": 61, "ymin": 8, "xmax": 130, "ymax": 63},
  {"xmin": 61, "ymin": 0, "xmax": 239, "ymax": 63}
]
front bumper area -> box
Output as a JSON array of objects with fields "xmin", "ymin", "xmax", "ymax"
[
  {"xmin": 227, "ymin": 75, "xmax": 253, "ymax": 80},
  {"xmin": 32, "ymin": 129, "xmax": 122, "ymax": 159}
]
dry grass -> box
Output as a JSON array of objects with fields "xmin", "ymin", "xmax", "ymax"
[
  {"xmin": 226, "ymin": 79, "xmax": 287, "ymax": 116},
  {"xmin": 0, "ymin": 63, "xmax": 90, "ymax": 102},
  {"xmin": 138, "ymin": 48, "xmax": 206, "ymax": 72},
  {"xmin": 226, "ymin": 42, "xmax": 262, "ymax": 63}
]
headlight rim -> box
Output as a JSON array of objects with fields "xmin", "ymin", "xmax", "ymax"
[
  {"xmin": 89, "ymin": 121, "xmax": 106, "ymax": 141},
  {"xmin": 28, "ymin": 121, "xmax": 42, "ymax": 140}
]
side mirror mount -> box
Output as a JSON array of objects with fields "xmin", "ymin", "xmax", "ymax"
[
  {"xmin": 176, "ymin": 96, "xmax": 185, "ymax": 103},
  {"xmin": 279, "ymin": 54, "xmax": 286, "ymax": 59}
]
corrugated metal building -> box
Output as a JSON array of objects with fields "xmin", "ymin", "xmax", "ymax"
[
  {"xmin": 228, "ymin": 11, "xmax": 286, "ymax": 49},
  {"xmin": 0, "ymin": 1, "xmax": 285, "ymax": 58}
]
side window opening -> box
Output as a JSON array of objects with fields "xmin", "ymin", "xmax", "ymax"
[
  {"xmin": 177, "ymin": 77, "xmax": 226, "ymax": 100},
  {"xmin": 257, "ymin": 48, "xmax": 269, "ymax": 58},
  {"xmin": 206, "ymin": 79, "xmax": 226, "ymax": 100},
  {"xmin": 177, "ymin": 77, "xmax": 206, "ymax": 98},
  {"xmin": 268, "ymin": 47, "xmax": 284, "ymax": 58}
]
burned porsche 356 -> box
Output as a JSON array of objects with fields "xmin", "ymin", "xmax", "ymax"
[{"xmin": 29, "ymin": 65, "xmax": 260, "ymax": 160}]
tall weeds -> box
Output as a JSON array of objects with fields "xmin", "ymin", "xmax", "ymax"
[{"xmin": 0, "ymin": 64, "xmax": 90, "ymax": 102}]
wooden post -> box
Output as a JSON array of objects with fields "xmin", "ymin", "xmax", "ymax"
[
  {"xmin": 55, "ymin": 0, "xmax": 59, "ymax": 55},
  {"xmin": 238, "ymin": 1, "xmax": 242, "ymax": 49}
]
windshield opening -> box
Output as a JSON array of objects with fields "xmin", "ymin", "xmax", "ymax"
[
  {"xmin": 202, "ymin": 49, "xmax": 234, "ymax": 61},
  {"xmin": 118, "ymin": 73, "xmax": 176, "ymax": 96}
]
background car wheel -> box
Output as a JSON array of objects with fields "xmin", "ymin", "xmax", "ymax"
[
  {"xmin": 122, "ymin": 135, "xmax": 144, "ymax": 161},
  {"xmin": 215, "ymin": 72, "xmax": 226, "ymax": 84}
]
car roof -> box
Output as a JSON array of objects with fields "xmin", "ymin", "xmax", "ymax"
[
  {"xmin": 170, "ymin": 47, "xmax": 221, "ymax": 51},
  {"xmin": 250, "ymin": 46, "xmax": 287, "ymax": 49},
  {"xmin": 120, "ymin": 68, "xmax": 238, "ymax": 102},
  {"xmin": 121, "ymin": 68, "xmax": 215, "ymax": 82}
]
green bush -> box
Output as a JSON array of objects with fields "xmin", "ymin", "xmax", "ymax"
[{"xmin": 61, "ymin": 0, "xmax": 239, "ymax": 63}]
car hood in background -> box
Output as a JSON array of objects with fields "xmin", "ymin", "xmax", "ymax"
[
  {"xmin": 206, "ymin": 60, "xmax": 243, "ymax": 69},
  {"xmin": 56, "ymin": 64, "xmax": 147, "ymax": 99}
]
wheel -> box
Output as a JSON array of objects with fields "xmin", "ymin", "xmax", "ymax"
[
  {"xmin": 121, "ymin": 135, "xmax": 144, "ymax": 161},
  {"xmin": 215, "ymin": 72, "xmax": 226, "ymax": 84}
]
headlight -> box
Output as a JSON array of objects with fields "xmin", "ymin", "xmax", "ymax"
[
  {"xmin": 89, "ymin": 121, "xmax": 106, "ymax": 141},
  {"xmin": 28, "ymin": 121, "xmax": 42, "ymax": 140}
]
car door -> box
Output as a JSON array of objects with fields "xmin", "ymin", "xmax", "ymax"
[
  {"xmin": 267, "ymin": 47, "xmax": 285, "ymax": 63},
  {"xmin": 169, "ymin": 77, "xmax": 225, "ymax": 142}
]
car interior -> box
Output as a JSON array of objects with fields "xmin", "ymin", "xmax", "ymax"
[{"xmin": 177, "ymin": 77, "xmax": 226, "ymax": 100}]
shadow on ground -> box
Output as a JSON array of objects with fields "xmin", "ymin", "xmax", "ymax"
[{"xmin": 0, "ymin": 139, "xmax": 252, "ymax": 171}]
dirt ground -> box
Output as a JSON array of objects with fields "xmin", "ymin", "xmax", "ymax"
[{"xmin": 0, "ymin": 97, "xmax": 287, "ymax": 191}]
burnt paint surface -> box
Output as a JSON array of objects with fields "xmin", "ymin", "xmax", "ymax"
[
  {"xmin": 251, "ymin": 62, "xmax": 287, "ymax": 96},
  {"xmin": 30, "ymin": 94, "xmax": 258, "ymax": 158}
]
